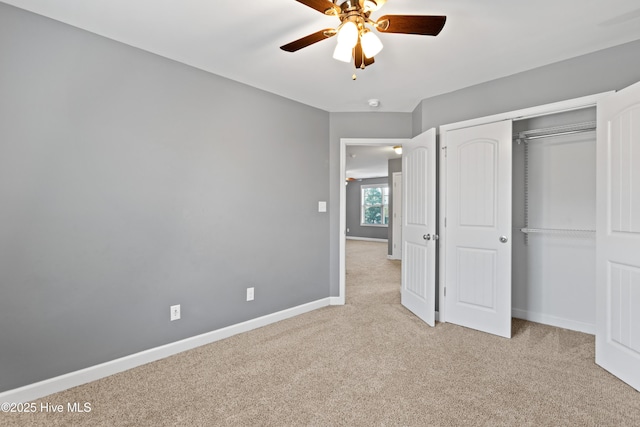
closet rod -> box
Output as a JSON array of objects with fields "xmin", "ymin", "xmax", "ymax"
[
  {"xmin": 524, "ymin": 128, "xmax": 593, "ymax": 140},
  {"xmin": 514, "ymin": 120, "xmax": 596, "ymax": 142}
]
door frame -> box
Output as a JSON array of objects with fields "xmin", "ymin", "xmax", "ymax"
[
  {"xmin": 437, "ymin": 92, "xmax": 611, "ymax": 324},
  {"xmin": 390, "ymin": 171, "xmax": 402, "ymax": 260},
  {"xmin": 338, "ymin": 137, "xmax": 409, "ymax": 304}
]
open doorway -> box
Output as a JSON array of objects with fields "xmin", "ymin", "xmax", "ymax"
[
  {"xmin": 338, "ymin": 138, "xmax": 408, "ymax": 304},
  {"xmin": 345, "ymin": 239, "xmax": 401, "ymax": 306}
]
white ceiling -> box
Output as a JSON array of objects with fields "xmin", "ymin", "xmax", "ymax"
[
  {"xmin": 4, "ymin": 0, "xmax": 640, "ymax": 113},
  {"xmin": 346, "ymin": 144, "xmax": 402, "ymax": 179}
]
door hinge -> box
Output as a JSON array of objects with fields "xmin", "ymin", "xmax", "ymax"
[
  {"xmin": 442, "ymin": 146, "xmax": 447, "ymax": 157},
  {"xmin": 444, "ymin": 287, "xmax": 446, "ymax": 297},
  {"xmin": 444, "ymin": 217, "xmax": 447, "ymax": 227}
]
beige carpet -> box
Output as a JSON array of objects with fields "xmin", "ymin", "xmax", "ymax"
[{"xmin": 2, "ymin": 240, "xmax": 639, "ymax": 426}]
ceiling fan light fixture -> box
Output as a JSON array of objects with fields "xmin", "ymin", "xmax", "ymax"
[
  {"xmin": 361, "ymin": 30, "xmax": 383, "ymax": 58},
  {"xmin": 333, "ymin": 42, "xmax": 353, "ymax": 62},
  {"xmin": 363, "ymin": 0, "xmax": 377, "ymax": 11},
  {"xmin": 337, "ymin": 20, "xmax": 359, "ymax": 48}
]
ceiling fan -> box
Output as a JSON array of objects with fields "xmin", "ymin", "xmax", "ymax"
[{"xmin": 280, "ymin": 0, "xmax": 446, "ymax": 71}]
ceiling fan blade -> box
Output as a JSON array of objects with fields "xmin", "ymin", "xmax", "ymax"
[
  {"xmin": 353, "ymin": 42, "xmax": 374, "ymax": 69},
  {"xmin": 295, "ymin": 0, "xmax": 339, "ymax": 16},
  {"xmin": 364, "ymin": 54, "xmax": 375, "ymax": 67},
  {"xmin": 354, "ymin": 42, "xmax": 364, "ymax": 69},
  {"xmin": 376, "ymin": 15, "xmax": 446, "ymax": 36},
  {"xmin": 280, "ymin": 29, "xmax": 336, "ymax": 52}
]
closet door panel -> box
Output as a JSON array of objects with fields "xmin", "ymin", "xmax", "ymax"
[
  {"xmin": 609, "ymin": 106, "xmax": 640, "ymax": 233},
  {"xmin": 444, "ymin": 120, "xmax": 512, "ymax": 338},
  {"xmin": 596, "ymin": 80, "xmax": 640, "ymax": 392},
  {"xmin": 456, "ymin": 247, "xmax": 497, "ymax": 310},
  {"xmin": 609, "ymin": 263, "xmax": 640, "ymax": 353},
  {"xmin": 458, "ymin": 141, "xmax": 496, "ymax": 227}
]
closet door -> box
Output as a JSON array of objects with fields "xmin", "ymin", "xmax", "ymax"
[
  {"xmin": 401, "ymin": 128, "xmax": 436, "ymax": 326},
  {"xmin": 596, "ymin": 80, "xmax": 640, "ymax": 392},
  {"xmin": 443, "ymin": 121, "xmax": 512, "ymax": 338}
]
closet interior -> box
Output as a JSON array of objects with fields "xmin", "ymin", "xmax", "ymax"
[{"xmin": 511, "ymin": 107, "xmax": 597, "ymax": 333}]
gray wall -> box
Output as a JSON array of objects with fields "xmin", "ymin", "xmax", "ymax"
[
  {"xmin": 412, "ymin": 38, "xmax": 640, "ymax": 312},
  {"xmin": 416, "ymin": 39, "xmax": 640, "ymax": 134},
  {"xmin": 346, "ymin": 177, "xmax": 389, "ymax": 240},
  {"xmin": 329, "ymin": 113, "xmax": 413, "ymax": 296},
  {"xmin": 0, "ymin": 4, "xmax": 330, "ymax": 392},
  {"xmin": 411, "ymin": 103, "xmax": 423, "ymax": 138}
]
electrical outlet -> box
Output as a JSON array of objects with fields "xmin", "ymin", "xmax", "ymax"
[
  {"xmin": 170, "ymin": 304, "xmax": 181, "ymax": 321},
  {"xmin": 246, "ymin": 287, "xmax": 254, "ymax": 301}
]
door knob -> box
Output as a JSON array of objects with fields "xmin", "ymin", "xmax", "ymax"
[
  {"xmin": 499, "ymin": 236, "xmax": 508, "ymax": 243},
  {"xmin": 423, "ymin": 234, "xmax": 431, "ymax": 240}
]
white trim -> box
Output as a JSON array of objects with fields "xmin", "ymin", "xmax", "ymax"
[
  {"xmin": 0, "ymin": 298, "xmax": 332, "ymax": 403},
  {"xmin": 438, "ymin": 130, "xmax": 447, "ymax": 324},
  {"xmin": 360, "ymin": 182, "xmax": 390, "ymax": 227},
  {"xmin": 340, "ymin": 138, "xmax": 410, "ymax": 304},
  {"xmin": 439, "ymin": 92, "xmax": 613, "ymax": 134},
  {"xmin": 391, "ymin": 172, "xmax": 402, "ymax": 260},
  {"xmin": 329, "ymin": 296, "xmax": 344, "ymax": 305},
  {"xmin": 346, "ymin": 236, "xmax": 388, "ymax": 242},
  {"xmin": 512, "ymin": 309, "xmax": 595, "ymax": 335}
]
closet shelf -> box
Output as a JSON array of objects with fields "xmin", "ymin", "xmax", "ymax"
[{"xmin": 520, "ymin": 227, "xmax": 595, "ymax": 236}]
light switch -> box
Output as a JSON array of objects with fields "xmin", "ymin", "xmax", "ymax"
[{"xmin": 318, "ymin": 201, "xmax": 327, "ymax": 212}]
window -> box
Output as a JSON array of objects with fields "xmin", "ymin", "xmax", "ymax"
[{"xmin": 361, "ymin": 184, "xmax": 389, "ymax": 226}]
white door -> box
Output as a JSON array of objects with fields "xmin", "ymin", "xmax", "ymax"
[
  {"xmin": 595, "ymin": 80, "xmax": 640, "ymax": 392},
  {"xmin": 401, "ymin": 128, "xmax": 436, "ymax": 326},
  {"xmin": 443, "ymin": 120, "xmax": 513, "ymax": 338}
]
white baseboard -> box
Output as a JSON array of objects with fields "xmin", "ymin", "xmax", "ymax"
[
  {"xmin": 346, "ymin": 237, "xmax": 388, "ymax": 243},
  {"xmin": 512, "ymin": 308, "xmax": 595, "ymax": 335},
  {"xmin": 329, "ymin": 296, "xmax": 345, "ymax": 305},
  {"xmin": 0, "ymin": 298, "xmax": 332, "ymax": 403}
]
